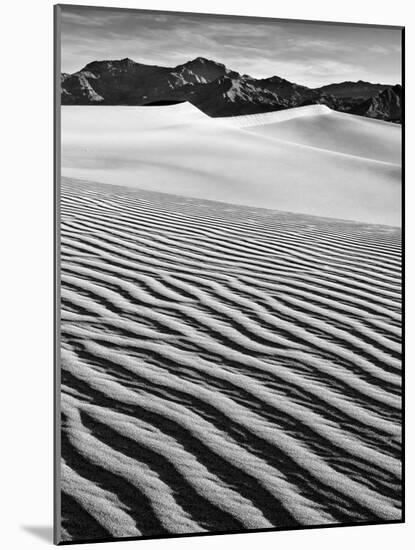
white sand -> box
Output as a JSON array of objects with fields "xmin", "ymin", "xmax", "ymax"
[
  {"xmin": 223, "ymin": 105, "xmax": 401, "ymax": 164},
  {"xmin": 61, "ymin": 102, "xmax": 401, "ymax": 226},
  {"xmin": 60, "ymin": 177, "xmax": 401, "ymax": 541}
]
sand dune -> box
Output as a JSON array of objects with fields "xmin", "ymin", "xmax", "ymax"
[
  {"xmin": 223, "ymin": 105, "xmax": 401, "ymax": 164},
  {"xmin": 62, "ymin": 103, "xmax": 401, "ymax": 226},
  {"xmin": 59, "ymin": 176, "xmax": 402, "ymax": 543}
]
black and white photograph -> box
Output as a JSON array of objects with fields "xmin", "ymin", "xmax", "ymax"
[{"xmin": 55, "ymin": 4, "xmax": 403, "ymax": 545}]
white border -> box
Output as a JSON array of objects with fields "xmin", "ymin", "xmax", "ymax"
[{"xmin": 1, "ymin": 1, "xmax": 412, "ymax": 548}]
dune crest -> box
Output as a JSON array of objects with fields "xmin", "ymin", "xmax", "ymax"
[
  {"xmin": 62, "ymin": 104, "xmax": 401, "ymax": 226},
  {"xmin": 229, "ymin": 105, "xmax": 401, "ymax": 164},
  {"xmin": 220, "ymin": 104, "xmax": 333, "ymax": 126}
]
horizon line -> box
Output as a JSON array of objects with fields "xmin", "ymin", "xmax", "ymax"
[{"xmin": 61, "ymin": 55, "xmax": 401, "ymax": 89}]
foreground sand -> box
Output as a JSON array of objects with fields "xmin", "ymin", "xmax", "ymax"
[
  {"xmin": 61, "ymin": 103, "xmax": 401, "ymax": 226},
  {"xmin": 59, "ymin": 177, "xmax": 401, "ymax": 542}
]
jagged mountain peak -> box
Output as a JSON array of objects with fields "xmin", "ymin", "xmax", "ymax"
[
  {"xmin": 264, "ymin": 75, "xmax": 289, "ymax": 84},
  {"xmin": 170, "ymin": 57, "xmax": 232, "ymax": 86},
  {"xmin": 119, "ymin": 57, "xmax": 136, "ymax": 64},
  {"xmin": 81, "ymin": 57, "xmax": 157, "ymax": 74},
  {"xmin": 177, "ymin": 56, "xmax": 228, "ymax": 74},
  {"xmin": 61, "ymin": 56, "xmax": 402, "ymax": 122},
  {"xmin": 351, "ymin": 84, "xmax": 402, "ymax": 122},
  {"xmin": 183, "ymin": 56, "xmax": 224, "ymax": 67}
]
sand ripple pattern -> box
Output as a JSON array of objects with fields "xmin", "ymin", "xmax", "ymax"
[{"xmin": 59, "ymin": 177, "xmax": 402, "ymax": 543}]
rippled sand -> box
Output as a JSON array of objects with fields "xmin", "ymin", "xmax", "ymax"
[{"xmin": 58, "ymin": 177, "xmax": 402, "ymax": 543}]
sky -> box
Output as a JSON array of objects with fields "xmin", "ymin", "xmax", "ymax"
[{"xmin": 59, "ymin": 6, "xmax": 402, "ymax": 88}]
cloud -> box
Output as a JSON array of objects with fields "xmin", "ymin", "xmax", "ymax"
[{"xmin": 59, "ymin": 6, "xmax": 402, "ymax": 87}]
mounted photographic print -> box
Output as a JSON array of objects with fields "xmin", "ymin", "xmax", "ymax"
[{"xmin": 54, "ymin": 4, "xmax": 404, "ymax": 545}]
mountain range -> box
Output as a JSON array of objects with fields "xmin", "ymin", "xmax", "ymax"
[{"xmin": 61, "ymin": 57, "xmax": 402, "ymax": 122}]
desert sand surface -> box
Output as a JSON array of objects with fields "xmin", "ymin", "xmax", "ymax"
[
  {"xmin": 60, "ymin": 176, "xmax": 401, "ymax": 542},
  {"xmin": 62, "ymin": 103, "xmax": 401, "ymax": 227},
  {"xmin": 224, "ymin": 105, "xmax": 401, "ymax": 164}
]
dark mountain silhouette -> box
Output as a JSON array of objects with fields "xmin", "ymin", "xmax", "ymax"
[
  {"xmin": 316, "ymin": 80, "xmax": 391, "ymax": 99},
  {"xmin": 351, "ymin": 85, "xmax": 402, "ymax": 122},
  {"xmin": 61, "ymin": 57, "xmax": 402, "ymax": 122}
]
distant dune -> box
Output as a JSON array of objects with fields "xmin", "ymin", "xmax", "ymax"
[
  {"xmin": 224, "ymin": 105, "xmax": 401, "ymax": 164},
  {"xmin": 59, "ymin": 176, "xmax": 401, "ymax": 542},
  {"xmin": 62, "ymin": 103, "xmax": 401, "ymax": 226}
]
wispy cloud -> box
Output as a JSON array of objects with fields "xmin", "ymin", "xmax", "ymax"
[{"xmin": 60, "ymin": 6, "xmax": 402, "ymax": 87}]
